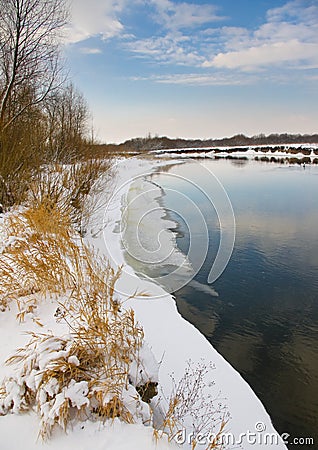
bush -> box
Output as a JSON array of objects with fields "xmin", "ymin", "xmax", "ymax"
[
  {"xmin": 28, "ymin": 158, "xmax": 112, "ymax": 234},
  {"xmin": 0, "ymin": 205, "xmax": 158, "ymax": 439},
  {"xmin": 154, "ymin": 361, "xmax": 229, "ymax": 450},
  {"xmin": 0, "ymin": 200, "xmax": 78, "ymax": 311},
  {"xmin": 0, "ymin": 118, "xmax": 45, "ymax": 208}
]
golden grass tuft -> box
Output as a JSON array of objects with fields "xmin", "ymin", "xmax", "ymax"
[
  {"xmin": 0, "ymin": 158, "xmax": 113, "ymax": 310},
  {"xmin": 28, "ymin": 159, "xmax": 112, "ymax": 235},
  {"xmin": 0, "ymin": 205, "xmax": 79, "ymax": 310},
  {"xmin": 0, "ymin": 256, "xmax": 146, "ymax": 438},
  {"xmin": 0, "ymin": 198, "xmax": 149, "ymax": 438}
]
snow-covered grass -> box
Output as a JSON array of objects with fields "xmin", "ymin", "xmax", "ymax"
[
  {"xmin": 0, "ymin": 201, "xmax": 162, "ymax": 442},
  {"xmin": 0, "ymin": 157, "xmax": 288, "ymax": 449},
  {"xmin": 0, "ymin": 168, "xmax": 225, "ymax": 449},
  {"xmin": 0, "ymin": 205, "xmax": 76, "ymax": 312}
]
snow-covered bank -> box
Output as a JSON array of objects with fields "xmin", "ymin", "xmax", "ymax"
[
  {"xmin": 150, "ymin": 143, "xmax": 318, "ymax": 162},
  {"xmin": 87, "ymin": 157, "xmax": 288, "ymax": 449},
  {"xmin": 0, "ymin": 164, "xmax": 177, "ymax": 450},
  {"xmin": 0, "ymin": 157, "xmax": 288, "ymax": 449},
  {"xmin": 0, "ymin": 300, "xmax": 175, "ymax": 450}
]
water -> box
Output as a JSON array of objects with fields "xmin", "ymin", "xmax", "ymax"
[{"xmin": 144, "ymin": 159, "xmax": 318, "ymax": 448}]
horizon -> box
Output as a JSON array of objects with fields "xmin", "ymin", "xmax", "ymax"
[
  {"xmin": 99, "ymin": 131, "xmax": 318, "ymax": 146},
  {"xmin": 64, "ymin": 0, "xmax": 318, "ymax": 144}
]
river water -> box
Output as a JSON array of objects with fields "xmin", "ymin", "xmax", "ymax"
[{"xmin": 125, "ymin": 157, "xmax": 318, "ymax": 448}]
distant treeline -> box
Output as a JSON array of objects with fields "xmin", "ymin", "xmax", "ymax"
[{"xmin": 94, "ymin": 133, "xmax": 318, "ymax": 154}]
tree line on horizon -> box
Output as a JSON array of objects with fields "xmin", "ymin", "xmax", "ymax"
[{"xmin": 95, "ymin": 132, "xmax": 318, "ymax": 154}]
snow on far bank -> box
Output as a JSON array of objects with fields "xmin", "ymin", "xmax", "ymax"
[
  {"xmin": 151, "ymin": 143, "xmax": 318, "ymax": 153},
  {"xmin": 150, "ymin": 144, "xmax": 318, "ymax": 161}
]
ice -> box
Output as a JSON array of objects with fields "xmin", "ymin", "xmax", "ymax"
[
  {"xmin": 103, "ymin": 167, "xmax": 195, "ymax": 295},
  {"xmin": 122, "ymin": 177, "xmax": 192, "ymax": 273}
]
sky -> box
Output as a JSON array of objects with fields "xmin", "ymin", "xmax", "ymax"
[{"xmin": 64, "ymin": 0, "xmax": 318, "ymax": 143}]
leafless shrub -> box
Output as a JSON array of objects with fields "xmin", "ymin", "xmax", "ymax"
[{"xmin": 154, "ymin": 360, "xmax": 229, "ymax": 450}]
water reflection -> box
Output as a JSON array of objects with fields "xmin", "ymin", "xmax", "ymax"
[{"xmin": 157, "ymin": 159, "xmax": 318, "ymax": 448}]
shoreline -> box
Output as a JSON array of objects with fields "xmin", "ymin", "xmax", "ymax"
[
  {"xmin": 89, "ymin": 156, "xmax": 288, "ymax": 449},
  {"xmin": 0, "ymin": 156, "xmax": 288, "ymax": 449},
  {"xmin": 150, "ymin": 144, "xmax": 318, "ymax": 163}
]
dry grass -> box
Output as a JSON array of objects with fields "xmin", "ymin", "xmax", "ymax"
[
  {"xmin": 0, "ymin": 156, "xmax": 113, "ymax": 311},
  {"xmin": 29, "ymin": 158, "xmax": 112, "ymax": 234},
  {"xmin": 0, "ymin": 203, "xmax": 78, "ymax": 311},
  {"xmin": 0, "ymin": 195, "xmax": 152, "ymax": 439},
  {"xmin": 0, "ymin": 241, "xmax": 148, "ymax": 439}
]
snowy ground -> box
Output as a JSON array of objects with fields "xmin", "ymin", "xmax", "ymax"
[{"xmin": 0, "ymin": 157, "xmax": 288, "ymax": 449}]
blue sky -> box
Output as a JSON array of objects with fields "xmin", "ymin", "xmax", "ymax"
[{"xmin": 65, "ymin": 0, "xmax": 318, "ymax": 143}]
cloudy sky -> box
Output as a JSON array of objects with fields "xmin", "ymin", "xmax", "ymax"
[{"xmin": 65, "ymin": 0, "xmax": 318, "ymax": 143}]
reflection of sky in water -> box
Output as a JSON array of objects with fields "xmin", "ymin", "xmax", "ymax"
[{"xmin": 153, "ymin": 159, "xmax": 318, "ymax": 447}]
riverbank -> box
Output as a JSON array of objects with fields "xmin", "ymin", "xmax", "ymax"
[
  {"xmin": 87, "ymin": 156, "xmax": 288, "ymax": 449},
  {"xmin": 0, "ymin": 156, "xmax": 288, "ymax": 449},
  {"xmin": 150, "ymin": 144, "xmax": 318, "ymax": 163}
]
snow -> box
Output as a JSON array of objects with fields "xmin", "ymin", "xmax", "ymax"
[
  {"xmin": 128, "ymin": 342, "xmax": 159, "ymax": 387},
  {"xmin": 0, "ymin": 415, "xmax": 177, "ymax": 450},
  {"xmin": 0, "ymin": 156, "xmax": 288, "ymax": 449},
  {"xmin": 151, "ymin": 143, "xmax": 318, "ymax": 153},
  {"xmin": 150, "ymin": 144, "xmax": 318, "ymax": 161},
  {"xmin": 87, "ymin": 156, "xmax": 288, "ymax": 449},
  {"xmin": 64, "ymin": 380, "xmax": 90, "ymax": 409},
  {"xmin": 67, "ymin": 355, "xmax": 80, "ymax": 366}
]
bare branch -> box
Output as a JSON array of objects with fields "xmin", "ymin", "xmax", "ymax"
[{"xmin": 0, "ymin": 0, "xmax": 68, "ymax": 130}]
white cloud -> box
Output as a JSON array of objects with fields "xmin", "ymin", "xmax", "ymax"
[
  {"xmin": 149, "ymin": 0, "xmax": 223, "ymax": 30},
  {"xmin": 123, "ymin": 0, "xmax": 224, "ymax": 65},
  {"xmin": 205, "ymin": 40, "xmax": 318, "ymax": 70},
  {"xmin": 266, "ymin": 0, "xmax": 318, "ymax": 25},
  {"xmin": 254, "ymin": 21, "xmax": 316, "ymax": 43},
  {"xmin": 133, "ymin": 72, "xmax": 256, "ymax": 86},
  {"xmin": 125, "ymin": 33, "xmax": 203, "ymax": 65},
  {"xmin": 203, "ymin": 0, "xmax": 318, "ymax": 71},
  {"xmin": 79, "ymin": 47, "xmax": 102, "ymax": 54},
  {"xmin": 65, "ymin": 0, "xmax": 126, "ymax": 44},
  {"xmin": 65, "ymin": 0, "xmax": 223, "ymax": 45}
]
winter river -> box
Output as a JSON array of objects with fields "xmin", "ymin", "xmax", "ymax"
[{"xmin": 123, "ymin": 157, "xmax": 318, "ymax": 449}]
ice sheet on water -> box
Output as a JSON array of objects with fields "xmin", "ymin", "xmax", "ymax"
[{"xmin": 121, "ymin": 177, "xmax": 194, "ymax": 292}]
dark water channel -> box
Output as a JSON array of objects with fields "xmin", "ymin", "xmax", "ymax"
[{"xmin": 152, "ymin": 159, "xmax": 318, "ymax": 449}]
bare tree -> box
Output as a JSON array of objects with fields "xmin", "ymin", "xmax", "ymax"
[
  {"xmin": 0, "ymin": 0, "xmax": 68, "ymax": 131},
  {"xmin": 45, "ymin": 83, "xmax": 90, "ymax": 162}
]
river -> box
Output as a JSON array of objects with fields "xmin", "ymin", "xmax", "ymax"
[{"xmin": 124, "ymin": 157, "xmax": 318, "ymax": 449}]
